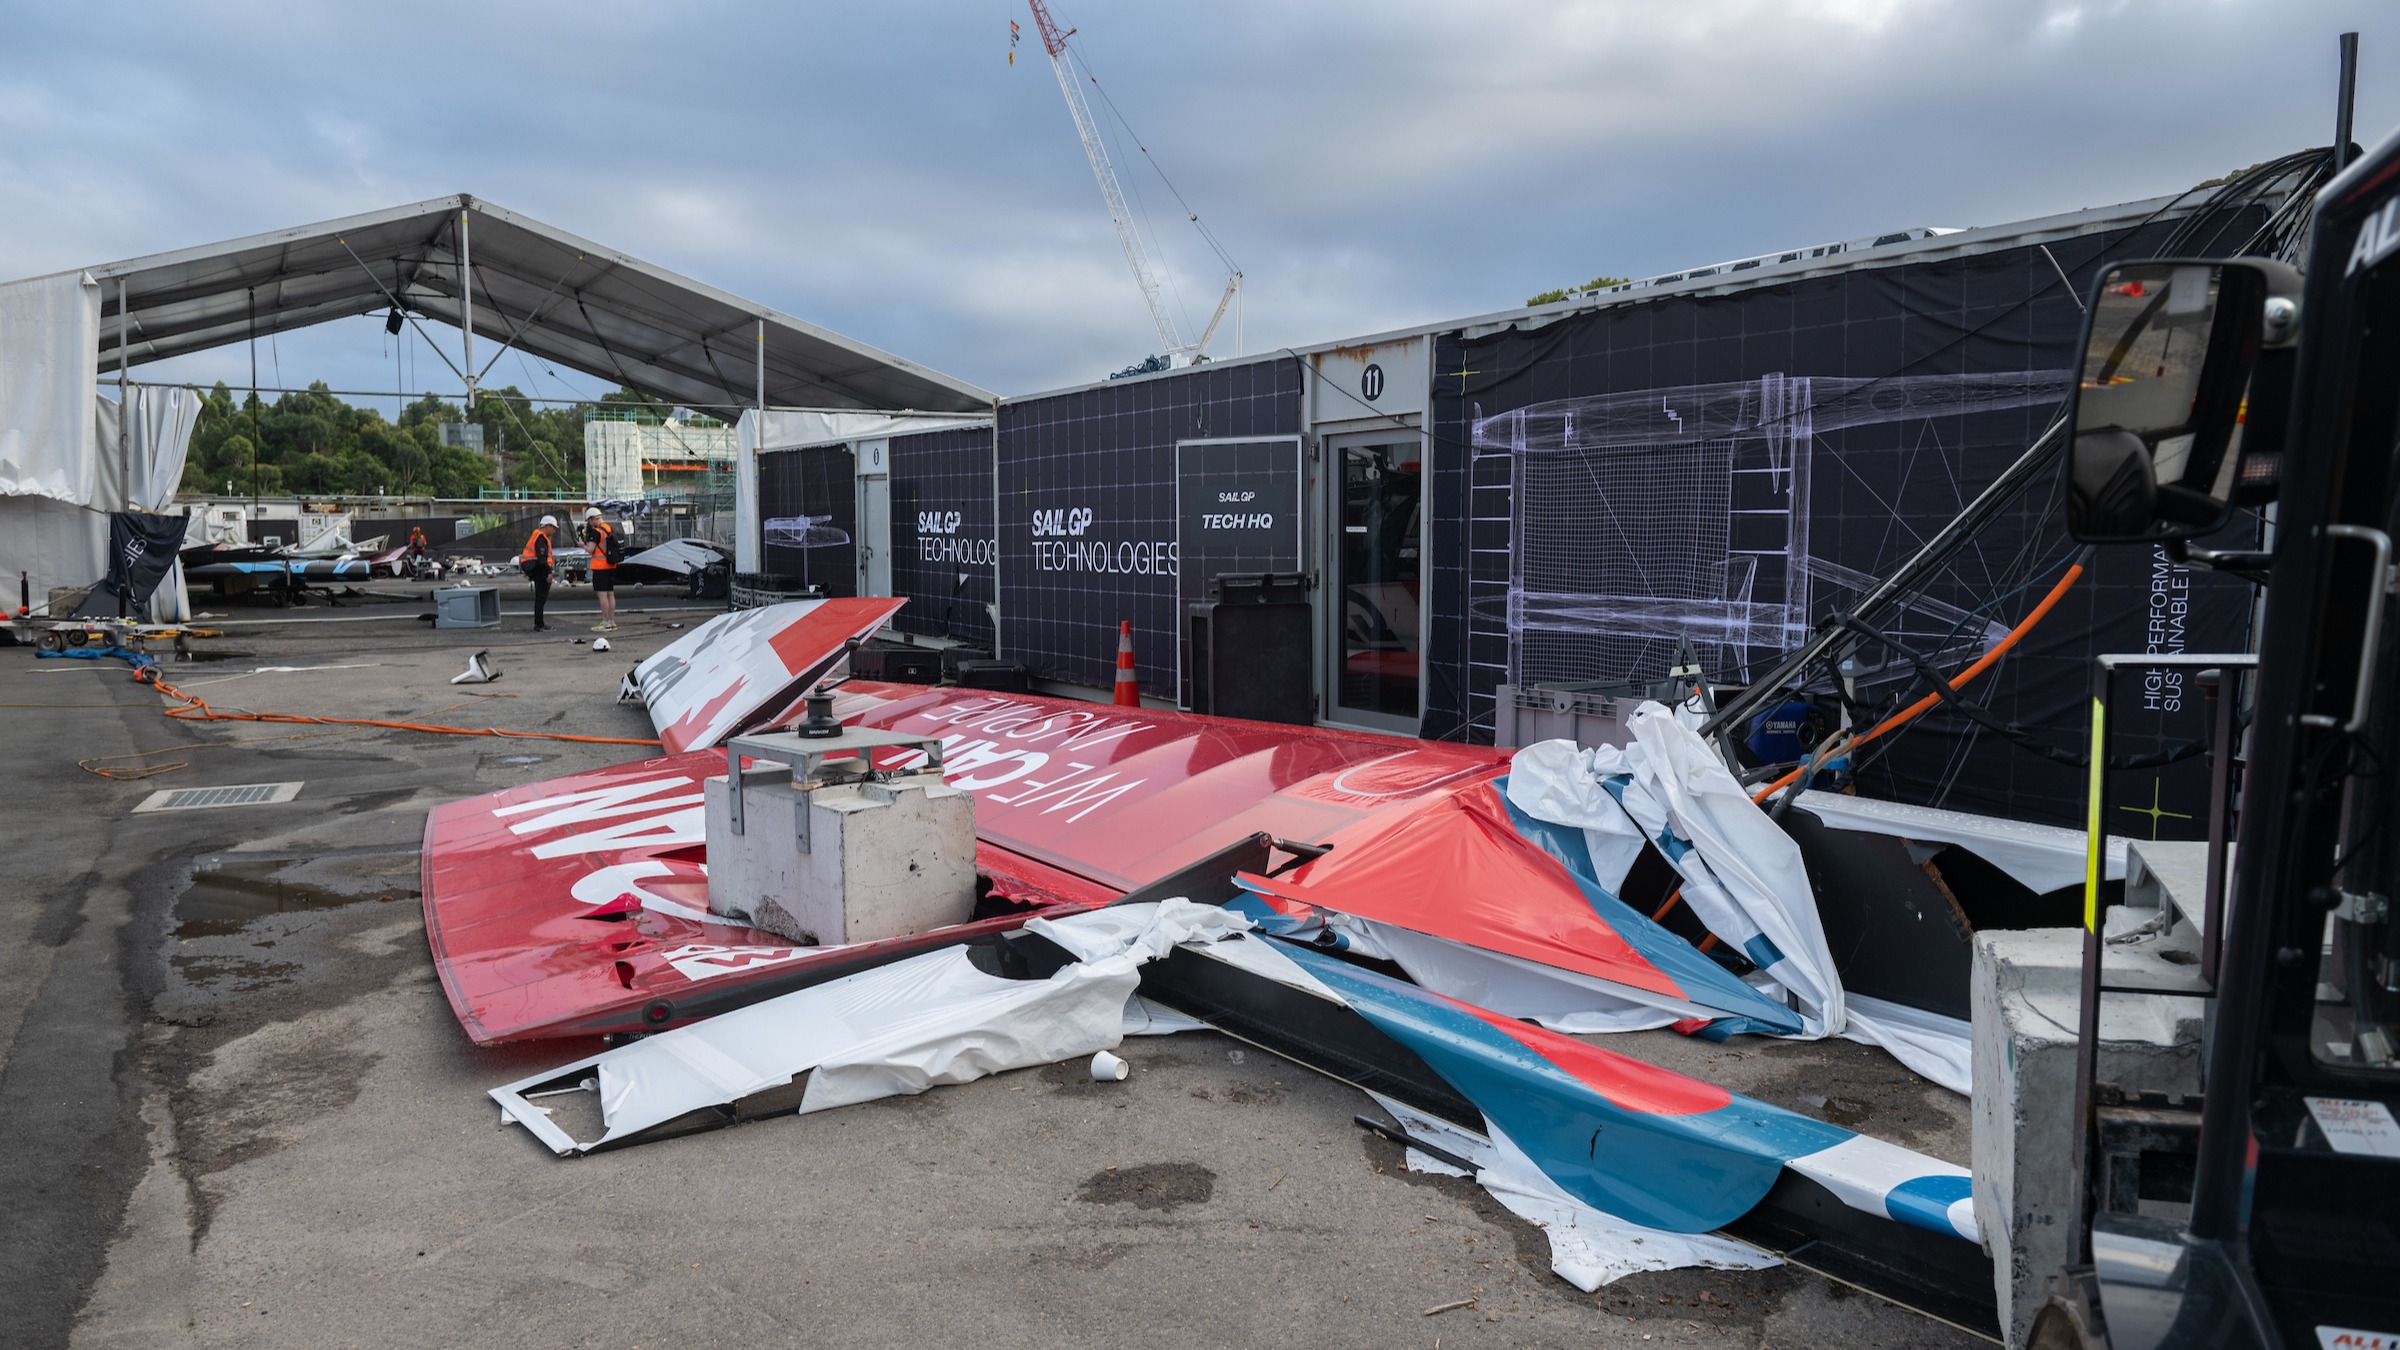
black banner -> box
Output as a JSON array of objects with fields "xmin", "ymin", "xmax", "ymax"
[
  {"xmin": 997, "ymin": 360, "xmax": 1303, "ymax": 690},
  {"xmin": 888, "ymin": 426, "xmax": 996, "ymax": 646},
  {"xmin": 73, "ymin": 511, "xmax": 190, "ymax": 618},
  {"xmin": 1425, "ymin": 221, "xmax": 2252, "ymax": 833},
  {"xmin": 757, "ymin": 445, "xmax": 857, "ymax": 596},
  {"xmin": 1177, "ymin": 436, "xmax": 1304, "ymax": 705}
]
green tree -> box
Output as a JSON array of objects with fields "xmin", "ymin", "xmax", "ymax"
[{"xmin": 1526, "ymin": 274, "xmax": 1631, "ymax": 307}]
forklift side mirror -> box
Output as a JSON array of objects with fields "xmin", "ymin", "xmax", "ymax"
[{"xmin": 2063, "ymin": 260, "xmax": 2280, "ymax": 544}]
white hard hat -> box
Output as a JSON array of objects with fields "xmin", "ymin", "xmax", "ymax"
[
  {"xmin": 538, "ymin": 514, "xmax": 558, "ymax": 527},
  {"xmin": 584, "ymin": 507, "xmax": 603, "ymax": 519}
]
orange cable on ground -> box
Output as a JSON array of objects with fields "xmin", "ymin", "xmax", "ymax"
[
  {"xmin": 1750, "ymin": 558, "xmax": 2089, "ymax": 806},
  {"xmin": 139, "ymin": 669, "xmax": 662, "ymax": 748}
]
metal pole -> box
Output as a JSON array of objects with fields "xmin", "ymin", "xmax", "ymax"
[
  {"xmin": 755, "ymin": 317, "xmax": 766, "ymax": 557},
  {"xmin": 116, "ymin": 278, "xmax": 131, "ymax": 504},
  {"xmin": 2068, "ymin": 659, "xmax": 2115, "ymax": 1265},
  {"xmin": 2200, "ymin": 667, "xmax": 2237, "ymax": 989},
  {"xmin": 247, "ymin": 286, "xmax": 259, "ymax": 515},
  {"xmin": 2337, "ymin": 32, "xmax": 2361, "ymax": 169},
  {"xmin": 461, "ymin": 205, "xmax": 489, "ymax": 486}
]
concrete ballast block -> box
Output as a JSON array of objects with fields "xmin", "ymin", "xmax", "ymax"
[
  {"xmin": 1970, "ymin": 926, "xmax": 2204, "ymax": 1348},
  {"xmin": 704, "ymin": 769, "xmax": 976, "ymax": 947}
]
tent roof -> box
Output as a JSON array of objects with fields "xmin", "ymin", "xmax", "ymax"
[{"xmin": 45, "ymin": 194, "xmax": 992, "ymax": 414}]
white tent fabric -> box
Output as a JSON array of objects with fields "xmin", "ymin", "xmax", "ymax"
[
  {"xmin": 1506, "ymin": 707, "xmax": 1972, "ymax": 1093},
  {"xmin": 0, "ymin": 497, "xmax": 106, "ymax": 615},
  {"xmin": 0, "ymin": 272, "xmax": 101, "ymax": 504},
  {"xmin": 0, "ymin": 384, "xmax": 200, "ymax": 618},
  {"xmin": 1, "ymin": 273, "xmax": 108, "ymax": 613},
  {"xmin": 733, "ymin": 409, "xmax": 989, "ymax": 573},
  {"xmin": 92, "ymin": 385, "xmax": 199, "ymax": 513},
  {"xmin": 93, "ymin": 386, "xmax": 201, "ymax": 620}
]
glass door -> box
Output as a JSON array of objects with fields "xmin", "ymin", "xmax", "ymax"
[{"xmin": 1327, "ymin": 437, "xmax": 1424, "ymax": 730}]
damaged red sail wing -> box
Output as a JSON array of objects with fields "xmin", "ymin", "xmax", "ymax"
[
  {"xmin": 1237, "ymin": 779, "xmax": 1687, "ymax": 997},
  {"xmin": 419, "ymin": 747, "xmax": 1119, "ymax": 1044},
  {"xmin": 829, "ymin": 685, "xmax": 1512, "ymax": 892},
  {"xmin": 423, "ymin": 684, "xmax": 1512, "ymax": 1043},
  {"xmin": 634, "ymin": 597, "xmax": 906, "ymax": 753}
]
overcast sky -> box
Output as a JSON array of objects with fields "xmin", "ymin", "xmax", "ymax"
[{"xmin": 2, "ymin": 0, "xmax": 2393, "ymax": 409}]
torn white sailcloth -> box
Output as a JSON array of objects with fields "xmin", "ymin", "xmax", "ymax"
[
  {"xmin": 1373, "ymin": 1093, "xmax": 1782, "ymax": 1290},
  {"xmin": 1791, "ymin": 788, "xmax": 2127, "ymax": 895},
  {"xmin": 491, "ymin": 899, "xmax": 1248, "ymax": 1154},
  {"xmin": 1506, "ymin": 705, "xmax": 1970, "ymax": 1093}
]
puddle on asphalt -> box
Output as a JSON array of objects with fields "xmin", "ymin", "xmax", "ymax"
[
  {"xmin": 173, "ymin": 648, "xmax": 257, "ymax": 663},
  {"xmin": 1797, "ymin": 1093, "xmax": 1875, "ymax": 1128},
  {"xmin": 174, "ymin": 857, "xmax": 414, "ymax": 939}
]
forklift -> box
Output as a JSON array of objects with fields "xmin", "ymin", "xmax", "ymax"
[{"xmin": 2032, "ymin": 60, "xmax": 2400, "ymax": 1350}]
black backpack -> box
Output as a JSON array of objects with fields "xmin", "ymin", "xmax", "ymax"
[{"xmin": 602, "ymin": 522, "xmax": 627, "ymax": 567}]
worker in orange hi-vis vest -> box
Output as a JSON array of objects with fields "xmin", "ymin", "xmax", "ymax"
[
  {"xmin": 518, "ymin": 515, "xmax": 559, "ymax": 631},
  {"xmin": 583, "ymin": 507, "xmax": 619, "ymax": 631}
]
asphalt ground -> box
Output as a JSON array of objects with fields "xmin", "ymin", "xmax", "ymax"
[{"xmin": 0, "ymin": 579, "xmax": 1984, "ymax": 1349}]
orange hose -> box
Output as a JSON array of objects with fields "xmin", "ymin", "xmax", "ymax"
[
  {"xmin": 1750, "ymin": 560, "xmax": 2088, "ymax": 805},
  {"xmin": 141, "ymin": 670, "xmax": 662, "ymax": 748}
]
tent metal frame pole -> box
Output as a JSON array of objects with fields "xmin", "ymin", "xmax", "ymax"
[
  {"xmin": 247, "ymin": 286, "xmax": 259, "ymax": 516},
  {"xmin": 117, "ymin": 279, "xmax": 130, "ymax": 501},
  {"xmin": 460, "ymin": 206, "xmax": 490, "ymax": 486}
]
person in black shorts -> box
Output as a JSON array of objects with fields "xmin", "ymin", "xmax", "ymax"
[{"xmin": 519, "ymin": 515, "xmax": 559, "ymax": 630}]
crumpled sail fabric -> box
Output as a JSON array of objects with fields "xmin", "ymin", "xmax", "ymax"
[
  {"xmin": 1234, "ymin": 775, "xmax": 1805, "ymax": 1035},
  {"xmin": 491, "ymin": 899, "xmax": 1250, "ymax": 1152},
  {"xmin": 1194, "ymin": 931, "xmax": 1977, "ymax": 1245},
  {"xmin": 1506, "ymin": 704, "xmax": 1971, "ymax": 1092},
  {"xmin": 1371, "ymin": 1092, "xmax": 1782, "ymax": 1291}
]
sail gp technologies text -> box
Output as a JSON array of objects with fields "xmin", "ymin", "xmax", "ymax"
[
  {"xmin": 1030, "ymin": 505, "xmax": 1176, "ymax": 576},
  {"xmin": 916, "ymin": 510, "xmax": 995, "ymax": 565}
]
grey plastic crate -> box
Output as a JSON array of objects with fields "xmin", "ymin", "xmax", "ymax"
[
  {"xmin": 433, "ymin": 586, "xmax": 501, "ymax": 629},
  {"xmin": 1493, "ymin": 682, "xmax": 1640, "ymax": 749}
]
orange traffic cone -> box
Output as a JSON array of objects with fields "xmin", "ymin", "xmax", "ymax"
[{"xmin": 1113, "ymin": 620, "xmax": 1140, "ymax": 707}]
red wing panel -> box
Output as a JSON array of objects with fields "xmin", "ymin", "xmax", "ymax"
[
  {"xmin": 830, "ymin": 686, "xmax": 1512, "ymax": 890},
  {"xmin": 422, "ymin": 683, "xmax": 1513, "ymax": 1043},
  {"xmin": 1237, "ymin": 778, "xmax": 1687, "ymax": 999},
  {"xmin": 635, "ymin": 597, "xmax": 906, "ymax": 753}
]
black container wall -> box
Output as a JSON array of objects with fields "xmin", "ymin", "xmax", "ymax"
[
  {"xmin": 996, "ymin": 359, "xmax": 1304, "ymax": 693},
  {"xmin": 1423, "ymin": 217, "xmax": 2260, "ymax": 830}
]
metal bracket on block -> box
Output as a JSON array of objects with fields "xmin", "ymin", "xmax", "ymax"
[
  {"xmin": 726, "ymin": 744, "xmax": 745, "ymax": 835},
  {"xmin": 720, "ymin": 725, "xmax": 953, "ymax": 860}
]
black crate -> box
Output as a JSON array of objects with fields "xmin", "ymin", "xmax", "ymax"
[
  {"xmin": 952, "ymin": 659, "xmax": 1030, "ymax": 693},
  {"xmin": 851, "ymin": 644, "xmax": 941, "ymax": 684},
  {"xmin": 939, "ymin": 645, "xmax": 994, "ymax": 679},
  {"xmin": 1187, "ymin": 575, "xmax": 1312, "ymax": 725}
]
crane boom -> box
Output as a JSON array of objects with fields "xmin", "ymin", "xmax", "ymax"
[{"xmin": 1025, "ymin": 0, "xmax": 1195, "ymax": 362}]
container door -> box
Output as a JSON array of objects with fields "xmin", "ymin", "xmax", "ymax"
[{"xmin": 1324, "ymin": 433, "xmax": 1425, "ymax": 732}]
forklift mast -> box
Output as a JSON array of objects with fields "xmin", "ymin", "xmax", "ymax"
[{"xmin": 2068, "ymin": 124, "xmax": 2400, "ymax": 1349}]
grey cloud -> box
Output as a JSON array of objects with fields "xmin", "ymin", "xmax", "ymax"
[{"xmin": 2, "ymin": 0, "xmax": 2392, "ymax": 402}]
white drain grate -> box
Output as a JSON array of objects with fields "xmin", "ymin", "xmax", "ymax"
[{"xmin": 133, "ymin": 782, "xmax": 305, "ymax": 814}]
